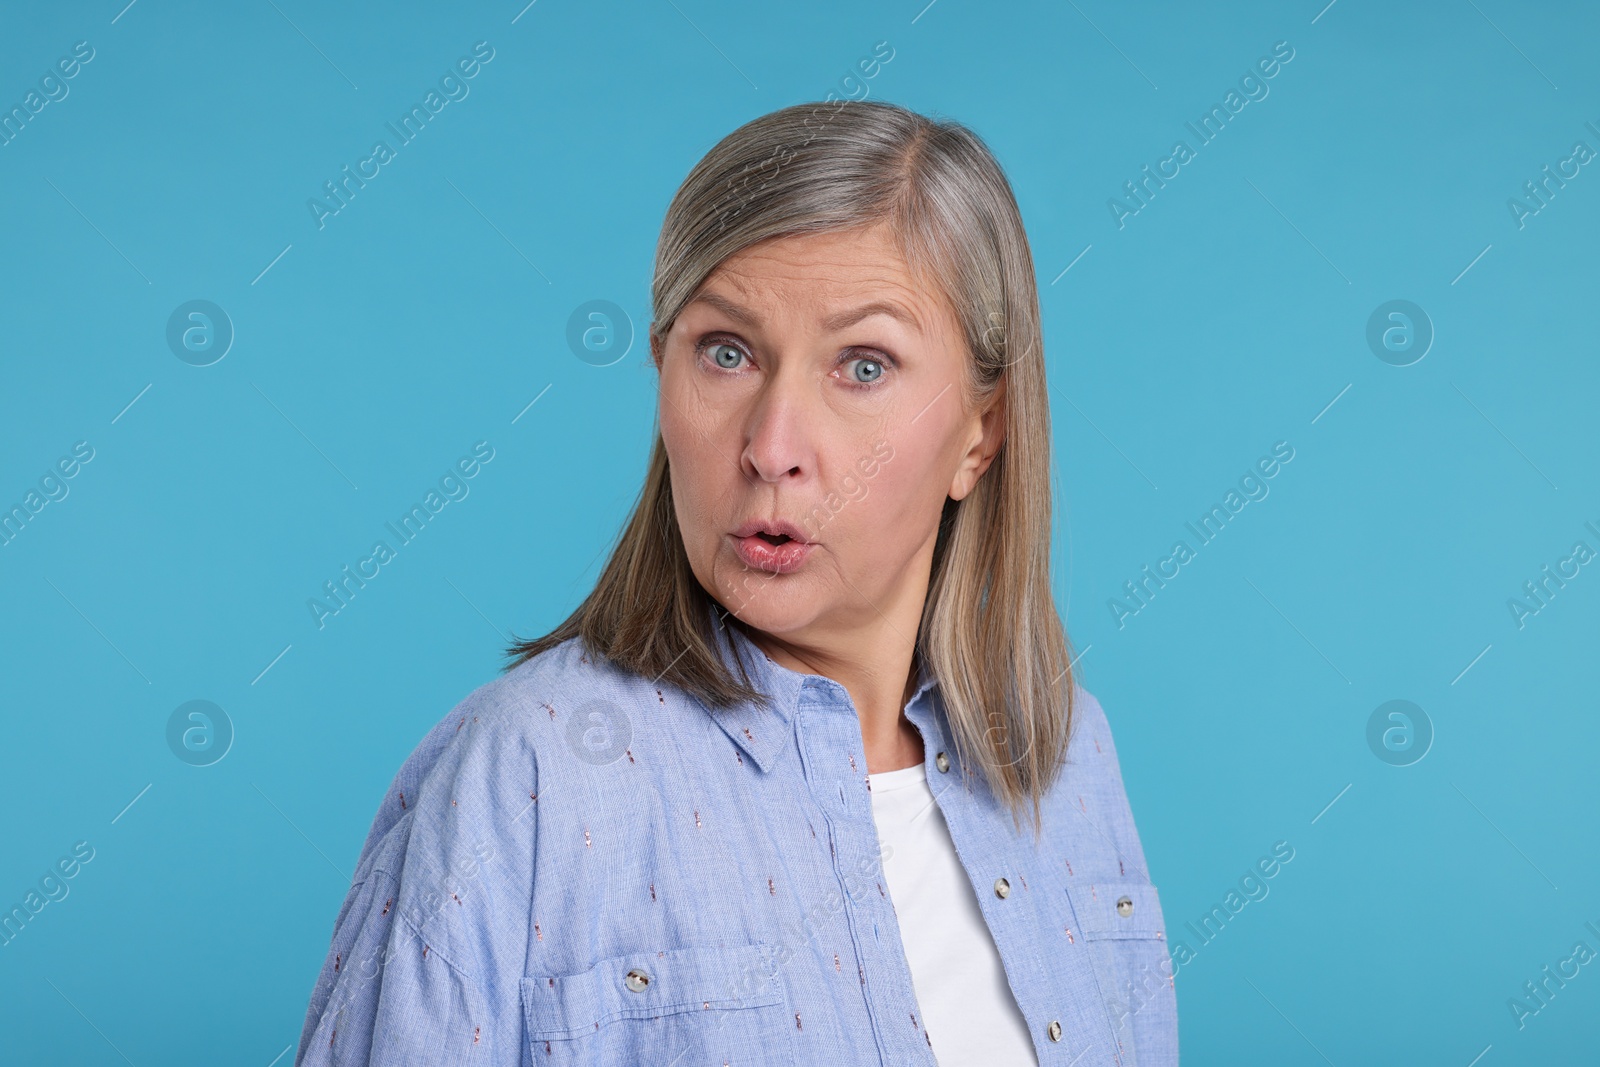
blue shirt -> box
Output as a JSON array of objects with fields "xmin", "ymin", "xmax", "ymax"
[{"xmin": 295, "ymin": 604, "xmax": 1178, "ymax": 1066}]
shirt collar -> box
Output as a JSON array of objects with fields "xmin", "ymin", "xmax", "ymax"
[{"xmin": 699, "ymin": 599, "xmax": 940, "ymax": 773}]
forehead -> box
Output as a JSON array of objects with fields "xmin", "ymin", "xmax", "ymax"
[{"xmin": 686, "ymin": 225, "xmax": 951, "ymax": 336}]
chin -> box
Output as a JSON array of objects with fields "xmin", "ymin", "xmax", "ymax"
[
  {"xmin": 725, "ymin": 597, "xmax": 814, "ymax": 637},
  {"xmin": 709, "ymin": 558, "xmax": 821, "ymax": 634}
]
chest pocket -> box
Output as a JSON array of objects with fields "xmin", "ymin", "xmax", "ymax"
[
  {"xmin": 1066, "ymin": 880, "xmax": 1173, "ymax": 1067},
  {"xmin": 521, "ymin": 940, "xmax": 796, "ymax": 1066}
]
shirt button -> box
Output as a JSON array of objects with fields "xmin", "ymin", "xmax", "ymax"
[
  {"xmin": 624, "ymin": 968, "xmax": 651, "ymax": 993},
  {"xmin": 994, "ymin": 877, "xmax": 1010, "ymax": 899},
  {"xmin": 1047, "ymin": 1020, "xmax": 1062, "ymax": 1042},
  {"xmin": 935, "ymin": 751, "xmax": 950, "ymax": 773},
  {"xmin": 1116, "ymin": 896, "xmax": 1134, "ymax": 918}
]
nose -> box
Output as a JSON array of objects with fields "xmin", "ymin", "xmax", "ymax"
[{"xmin": 739, "ymin": 366, "xmax": 816, "ymax": 485}]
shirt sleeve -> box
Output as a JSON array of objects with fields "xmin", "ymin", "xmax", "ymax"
[
  {"xmin": 295, "ymin": 706, "xmax": 541, "ymax": 1066},
  {"xmin": 1073, "ymin": 685, "xmax": 1153, "ymax": 880}
]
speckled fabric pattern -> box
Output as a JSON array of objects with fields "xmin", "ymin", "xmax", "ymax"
[{"xmin": 295, "ymin": 603, "xmax": 1177, "ymax": 1066}]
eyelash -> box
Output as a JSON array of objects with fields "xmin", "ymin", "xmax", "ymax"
[{"xmin": 693, "ymin": 334, "xmax": 895, "ymax": 391}]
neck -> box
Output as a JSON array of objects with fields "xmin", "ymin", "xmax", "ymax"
[{"xmin": 734, "ymin": 551, "xmax": 933, "ymax": 774}]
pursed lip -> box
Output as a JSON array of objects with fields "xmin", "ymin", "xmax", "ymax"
[{"xmin": 729, "ymin": 518, "xmax": 813, "ymax": 544}]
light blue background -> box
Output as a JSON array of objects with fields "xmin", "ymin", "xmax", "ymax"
[{"xmin": 2, "ymin": 1, "xmax": 1596, "ymax": 1063}]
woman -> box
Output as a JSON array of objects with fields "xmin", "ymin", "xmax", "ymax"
[{"xmin": 296, "ymin": 100, "xmax": 1176, "ymax": 1066}]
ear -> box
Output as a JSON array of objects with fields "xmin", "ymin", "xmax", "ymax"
[
  {"xmin": 948, "ymin": 380, "xmax": 1006, "ymax": 502},
  {"xmin": 650, "ymin": 329, "xmax": 663, "ymax": 372}
]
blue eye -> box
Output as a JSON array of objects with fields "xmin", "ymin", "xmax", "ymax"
[
  {"xmin": 844, "ymin": 357, "xmax": 885, "ymax": 385},
  {"xmin": 707, "ymin": 341, "xmax": 745, "ymax": 369}
]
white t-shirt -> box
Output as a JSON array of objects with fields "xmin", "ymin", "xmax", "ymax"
[{"xmin": 868, "ymin": 760, "xmax": 1040, "ymax": 1066}]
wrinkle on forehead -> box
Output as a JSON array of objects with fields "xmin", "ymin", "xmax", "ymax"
[{"xmin": 688, "ymin": 227, "xmax": 955, "ymax": 344}]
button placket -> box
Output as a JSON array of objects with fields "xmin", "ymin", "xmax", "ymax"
[
  {"xmin": 798, "ymin": 702, "xmax": 939, "ymax": 1064},
  {"xmin": 907, "ymin": 689, "xmax": 1126, "ymax": 1062}
]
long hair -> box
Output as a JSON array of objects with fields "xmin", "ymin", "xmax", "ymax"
[{"xmin": 504, "ymin": 99, "xmax": 1075, "ymax": 836}]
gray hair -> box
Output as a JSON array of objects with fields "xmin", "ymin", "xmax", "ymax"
[{"xmin": 507, "ymin": 99, "xmax": 1076, "ymax": 836}]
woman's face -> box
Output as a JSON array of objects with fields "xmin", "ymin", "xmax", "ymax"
[{"xmin": 654, "ymin": 222, "xmax": 1004, "ymax": 645}]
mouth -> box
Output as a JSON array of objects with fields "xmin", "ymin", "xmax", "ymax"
[
  {"xmin": 729, "ymin": 519, "xmax": 815, "ymax": 574},
  {"xmin": 730, "ymin": 518, "xmax": 812, "ymax": 545}
]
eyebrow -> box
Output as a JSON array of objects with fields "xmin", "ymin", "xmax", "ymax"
[{"xmin": 688, "ymin": 290, "xmax": 922, "ymax": 334}]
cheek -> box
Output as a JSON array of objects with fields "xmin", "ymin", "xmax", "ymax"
[
  {"xmin": 661, "ymin": 417, "xmax": 710, "ymax": 516},
  {"xmin": 859, "ymin": 463, "xmax": 934, "ymax": 536},
  {"xmin": 660, "ymin": 358, "xmax": 735, "ymax": 464},
  {"xmin": 830, "ymin": 426, "xmax": 949, "ymax": 541},
  {"xmin": 659, "ymin": 399, "xmax": 738, "ymax": 563},
  {"xmin": 659, "ymin": 371, "xmax": 713, "ymax": 490}
]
